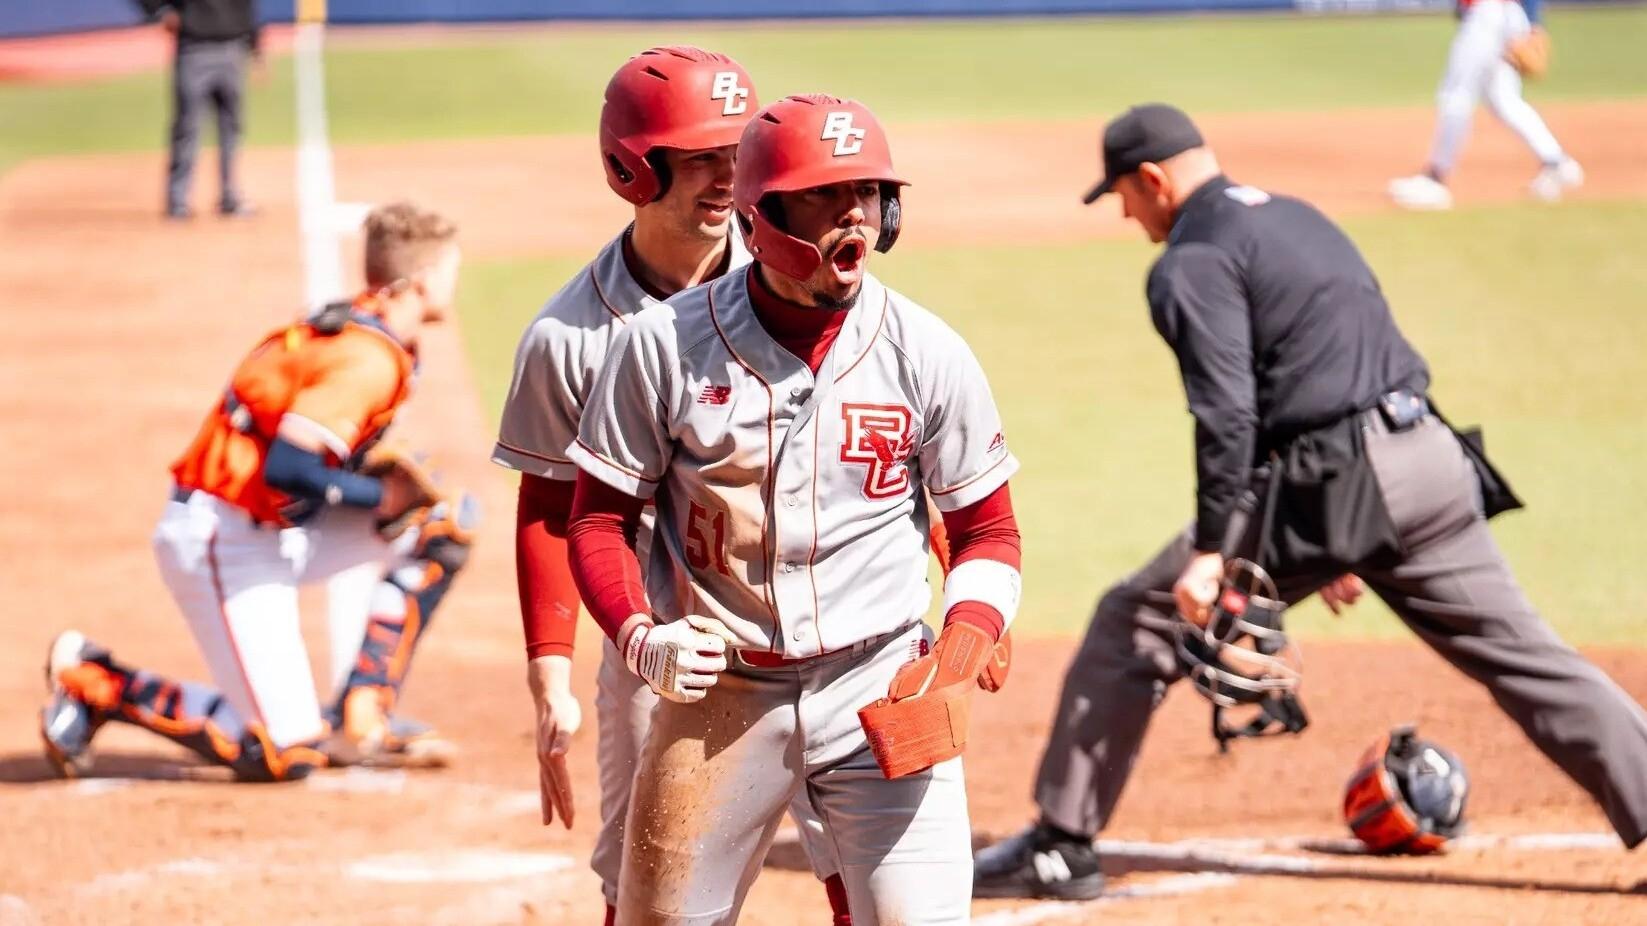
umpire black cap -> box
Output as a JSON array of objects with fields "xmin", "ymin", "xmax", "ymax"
[{"xmin": 1081, "ymin": 103, "xmax": 1205, "ymax": 204}]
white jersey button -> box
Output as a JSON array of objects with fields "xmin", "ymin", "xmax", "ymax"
[
  {"xmin": 783, "ymin": 562, "xmax": 797, "ymax": 573},
  {"xmin": 792, "ymin": 630, "xmax": 804, "ymax": 641},
  {"xmin": 785, "ymin": 496, "xmax": 798, "ymax": 508}
]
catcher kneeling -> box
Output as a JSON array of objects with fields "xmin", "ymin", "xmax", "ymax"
[
  {"xmin": 566, "ymin": 95, "xmax": 1018, "ymax": 926},
  {"xmin": 40, "ymin": 202, "xmax": 474, "ymax": 782}
]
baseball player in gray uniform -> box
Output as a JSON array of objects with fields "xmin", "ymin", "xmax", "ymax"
[
  {"xmin": 491, "ymin": 48, "xmax": 851, "ymax": 925},
  {"xmin": 566, "ymin": 93, "xmax": 1023, "ymax": 926}
]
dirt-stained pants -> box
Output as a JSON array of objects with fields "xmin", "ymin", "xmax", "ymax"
[
  {"xmin": 1033, "ymin": 414, "xmax": 1647, "ymax": 848},
  {"xmin": 617, "ymin": 621, "xmax": 971, "ymax": 926},
  {"xmin": 592, "ymin": 638, "xmax": 842, "ymax": 907}
]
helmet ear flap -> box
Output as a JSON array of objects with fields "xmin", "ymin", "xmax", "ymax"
[
  {"xmin": 876, "ymin": 183, "xmax": 901, "ymax": 254},
  {"xmin": 644, "ymin": 150, "xmax": 673, "ymax": 203}
]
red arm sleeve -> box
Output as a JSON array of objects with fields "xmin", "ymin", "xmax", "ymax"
[
  {"xmin": 567, "ymin": 471, "xmax": 650, "ymax": 643},
  {"xmin": 937, "ymin": 482, "xmax": 1021, "ymax": 641},
  {"xmin": 516, "ymin": 474, "xmax": 581, "ymax": 661}
]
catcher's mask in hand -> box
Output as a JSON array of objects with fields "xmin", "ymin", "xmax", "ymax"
[{"xmin": 1169, "ymin": 558, "xmax": 1308, "ymax": 751}]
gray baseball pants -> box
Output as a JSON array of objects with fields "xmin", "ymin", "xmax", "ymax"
[
  {"xmin": 167, "ymin": 39, "xmax": 247, "ymax": 212},
  {"xmin": 1033, "ymin": 413, "xmax": 1647, "ymax": 847},
  {"xmin": 617, "ymin": 621, "xmax": 972, "ymax": 926}
]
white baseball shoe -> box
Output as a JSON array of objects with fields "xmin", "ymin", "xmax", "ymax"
[
  {"xmin": 1388, "ymin": 174, "xmax": 1454, "ymax": 211},
  {"xmin": 1529, "ymin": 158, "xmax": 1584, "ymax": 202}
]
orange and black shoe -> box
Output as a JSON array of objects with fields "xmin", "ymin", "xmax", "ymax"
[{"xmin": 39, "ymin": 631, "xmax": 120, "ymax": 778}]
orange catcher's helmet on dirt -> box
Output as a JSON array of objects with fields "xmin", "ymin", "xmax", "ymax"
[
  {"xmin": 733, "ymin": 94, "xmax": 908, "ymax": 281},
  {"xmin": 1343, "ymin": 725, "xmax": 1469, "ymax": 855},
  {"xmin": 599, "ymin": 45, "xmax": 757, "ymax": 205}
]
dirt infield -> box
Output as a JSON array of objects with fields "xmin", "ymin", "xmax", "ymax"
[{"xmin": 2, "ymin": 104, "xmax": 1645, "ymax": 924}]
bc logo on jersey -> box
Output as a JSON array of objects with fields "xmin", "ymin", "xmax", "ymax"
[
  {"xmin": 710, "ymin": 71, "xmax": 750, "ymax": 117},
  {"xmin": 840, "ymin": 403, "xmax": 914, "ymax": 500},
  {"xmin": 821, "ymin": 112, "xmax": 867, "ymax": 157}
]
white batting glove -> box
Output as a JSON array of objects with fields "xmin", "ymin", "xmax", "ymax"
[{"xmin": 621, "ymin": 614, "xmax": 738, "ymax": 704}]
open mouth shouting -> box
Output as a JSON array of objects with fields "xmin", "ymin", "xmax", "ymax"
[
  {"xmin": 698, "ymin": 199, "xmax": 734, "ymax": 223},
  {"xmin": 827, "ymin": 234, "xmax": 868, "ymax": 287}
]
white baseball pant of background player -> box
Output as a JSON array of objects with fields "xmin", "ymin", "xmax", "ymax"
[
  {"xmin": 570, "ymin": 269, "xmax": 1021, "ymax": 925},
  {"xmin": 1392, "ymin": 0, "xmax": 1580, "ymax": 207},
  {"xmin": 491, "ymin": 231, "xmax": 843, "ymax": 906},
  {"xmin": 152, "ymin": 490, "xmax": 421, "ymax": 749}
]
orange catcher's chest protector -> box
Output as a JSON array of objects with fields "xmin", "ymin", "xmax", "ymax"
[
  {"xmin": 170, "ymin": 300, "xmax": 414, "ymax": 525},
  {"xmin": 1343, "ymin": 724, "xmax": 1469, "ymax": 854}
]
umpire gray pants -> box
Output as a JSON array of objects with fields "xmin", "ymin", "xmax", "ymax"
[
  {"xmin": 167, "ymin": 39, "xmax": 248, "ymax": 211},
  {"xmin": 1033, "ymin": 413, "xmax": 1647, "ymax": 847}
]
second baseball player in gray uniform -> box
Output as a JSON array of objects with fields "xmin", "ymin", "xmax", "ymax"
[
  {"xmin": 567, "ymin": 94, "xmax": 1023, "ymax": 925},
  {"xmin": 493, "ymin": 47, "xmax": 850, "ymax": 924}
]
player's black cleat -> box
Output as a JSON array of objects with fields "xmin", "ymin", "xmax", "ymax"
[{"xmin": 972, "ymin": 822, "xmax": 1105, "ymax": 900}]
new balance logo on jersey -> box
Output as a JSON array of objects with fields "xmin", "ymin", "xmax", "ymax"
[
  {"xmin": 821, "ymin": 111, "xmax": 866, "ymax": 157},
  {"xmin": 840, "ymin": 403, "xmax": 914, "ymax": 500},
  {"xmin": 710, "ymin": 71, "xmax": 749, "ymax": 116},
  {"xmin": 698, "ymin": 384, "xmax": 732, "ymax": 406}
]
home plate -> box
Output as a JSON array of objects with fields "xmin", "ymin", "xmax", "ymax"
[{"xmin": 346, "ymin": 850, "xmax": 573, "ymax": 884}]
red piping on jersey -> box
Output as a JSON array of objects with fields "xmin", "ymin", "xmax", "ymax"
[
  {"xmin": 588, "ymin": 265, "xmax": 631, "ymax": 326},
  {"xmin": 807, "ymin": 415, "xmax": 824, "ymax": 652},
  {"xmin": 572, "ymin": 437, "xmax": 661, "ymax": 484},
  {"xmin": 495, "ymin": 437, "xmax": 573, "ymax": 466},
  {"xmin": 834, "ymin": 289, "xmax": 889, "ymax": 384},
  {"xmin": 707, "ymin": 284, "xmax": 783, "ymax": 642},
  {"xmin": 930, "ymin": 451, "xmax": 1012, "ymax": 498}
]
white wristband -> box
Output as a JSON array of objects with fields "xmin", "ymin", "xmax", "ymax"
[{"xmin": 941, "ymin": 559, "xmax": 1023, "ymax": 629}]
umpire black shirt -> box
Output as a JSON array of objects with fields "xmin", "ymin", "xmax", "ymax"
[
  {"xmin": 1147, "ymin": 175, "xmax": 1429, "ymax": 552},
  {"xmin": 139, "ymin": 0, "xmax": 260, "ymax": 48}
]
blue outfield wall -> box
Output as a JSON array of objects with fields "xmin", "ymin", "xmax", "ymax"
[{"xmin": 0, "ymin": 0, "xmax": 1613, "ymax": 38}]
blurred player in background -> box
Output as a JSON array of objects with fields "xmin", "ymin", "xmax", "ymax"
[
  {"xmin": 1388, "ymin": 0, "xmax": 1582, "ymax": 209},
  {"xmin": 138, "ymin": 0, "xmax": 261, "ymax": 219},
  {"xmin": 40, "ymin": 202, "xmax": 474, "ymax": 781}
]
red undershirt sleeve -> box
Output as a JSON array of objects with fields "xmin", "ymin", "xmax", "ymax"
[
  {"xmin": 515, "ymin": 474, "xmax": 581, "ymax": 661},
  {"xmin": 567, "ymin": 470, "xmax": 650, "ymax": 643},
  {"xmin": 937, "ymin": 482, "xmax": 1021, "ymax": 641}
]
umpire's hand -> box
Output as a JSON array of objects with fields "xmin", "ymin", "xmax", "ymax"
[
  {"xmin": 1174, "ymin": 551, "xmax": 1225, "ymax": 627},
  {"xmin": 527, "ymin": 654, "xmax": 580, "ymax": 829}
]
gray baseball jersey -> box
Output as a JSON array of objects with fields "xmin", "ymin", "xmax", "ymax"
[
  {"xmin": 569, "ymin": 269, "xmax": 1019, "ymax": 658},
  {"xmin": 492, "ymin": 229, "xmax": 751, "ymax": 479},
  {"xmin": 486, "ymin": 228, "xmax": 840, "ymax": 902}
]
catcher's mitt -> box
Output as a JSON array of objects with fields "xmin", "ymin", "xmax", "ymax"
[
  {"xmin": 359, "ymin": 446, "xmax": 443, "ymax": 540},
  {"xmin": 1505, "ymin": 27, "xmax": 1550, "ymax": 80}
]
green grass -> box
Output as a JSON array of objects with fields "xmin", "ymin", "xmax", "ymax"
[
  {"xmin": 5, "ymin": 6, "xmax": 1646, "ymax": 174},
  {"xmin": 457, "ymin": 201, "xmax": 1647, "ymax": 646}
]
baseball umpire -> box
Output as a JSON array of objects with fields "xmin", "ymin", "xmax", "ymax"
[{"xmin": 973, "ymin": 103, "xmax": 1647, "ymax": 900}]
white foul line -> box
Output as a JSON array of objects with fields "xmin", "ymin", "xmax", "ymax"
[
  {"xmin": 973, "ymin": 873, "xmax": 1241, "ymax": 926},
  {"xmin": 294, "ymin": 21, "xmax": 342, "ymax": 310}
]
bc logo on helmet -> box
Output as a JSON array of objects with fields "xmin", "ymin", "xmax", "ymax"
[
  {"xmin": 822, "ymin": 112, "xmax": 867, "ymax": 157},
  {"xmin": 710, "ymin": 72, "xmax": 749, "ymax": 117}
]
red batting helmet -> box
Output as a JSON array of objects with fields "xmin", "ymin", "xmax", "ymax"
[
  {"xmin": 599, "ymin": 46, "xmax": 757, "ymax": 206},
  {"xmin": 733, "ymin": 94, "xmax": 908, "ymax": 281}
]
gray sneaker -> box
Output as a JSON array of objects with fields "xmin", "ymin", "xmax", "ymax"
[{"xmin": 973, "ymin": 823, "xmax": 1105, "ymax": 900}]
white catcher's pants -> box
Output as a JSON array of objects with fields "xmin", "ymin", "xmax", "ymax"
[{"xmin": 151, "ymin": 490, "xmax": 418, "ymax": 748}]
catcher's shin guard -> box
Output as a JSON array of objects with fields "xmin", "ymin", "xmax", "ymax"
[
  {"xmin": 331, "ymin": 503, "xmax": 472, "ymax": 762},
  {"xmin": 113, "ymin": 670, "xmax": 324, "ymax": 781}
]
